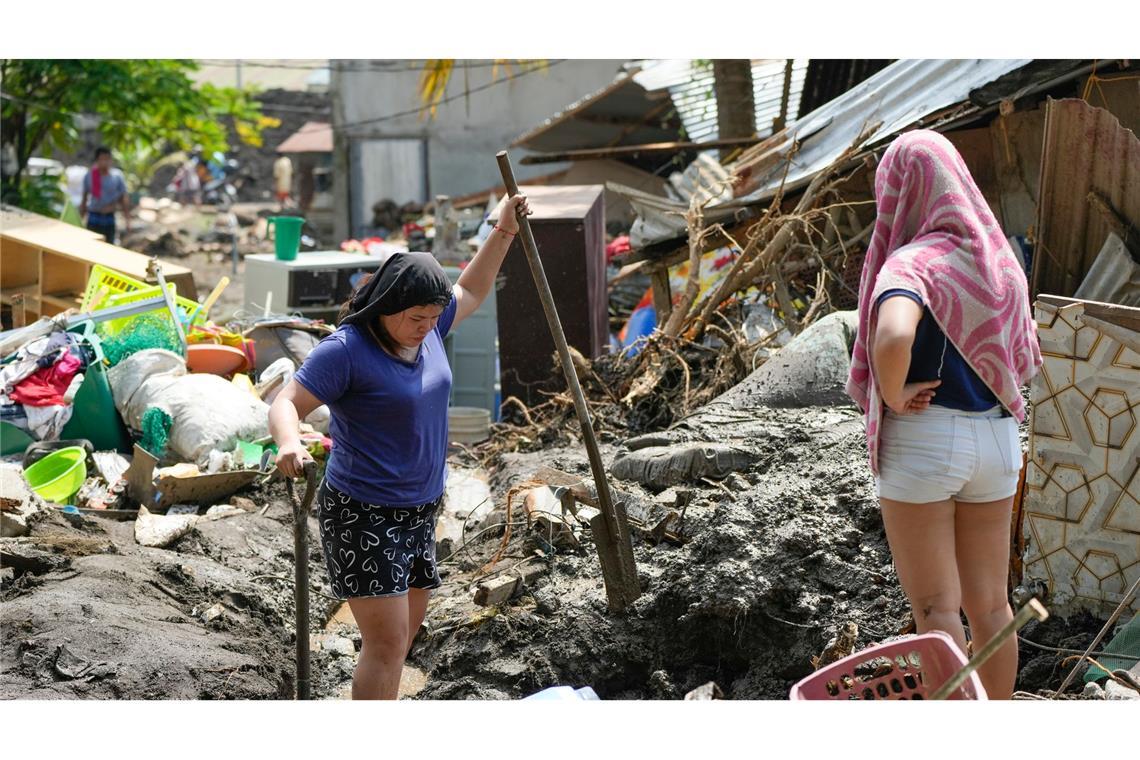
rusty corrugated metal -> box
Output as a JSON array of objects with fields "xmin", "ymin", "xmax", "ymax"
[{"xmin": 1033, "ymin": 98, "xmax": 1140, "ymax": 298}]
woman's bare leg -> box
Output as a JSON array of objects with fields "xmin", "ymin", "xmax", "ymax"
[
  {"xmin": 956, "ymin": 496, "xmax": 1017, "ymax": 699},
  {"xmin": 406, "ymin": 588, "xmax": 431, "ymax": 654},
  {"xmin": 880, "ymin": 498, "xmax": 967, "ymax": 653},
  {"xmin": 346, "ymin": 594, "xmax": 410, "ymax": 700}
]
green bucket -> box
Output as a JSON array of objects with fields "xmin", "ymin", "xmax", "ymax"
[
  {"xmin": 23, "ymin": 446, "xmax": 87, "ymax": 503},
  {"xmin": 267, "ymin": 216, "xmax": 304, "ymax": 261}
]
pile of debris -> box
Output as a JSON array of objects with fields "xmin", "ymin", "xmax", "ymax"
[
  {"xmin": 0, "ymin": 252, "xmax": 362, "ymax": 699},
  {"xmin": 121, "ymin": 197, "xmax": 277, "ymax": 262}
]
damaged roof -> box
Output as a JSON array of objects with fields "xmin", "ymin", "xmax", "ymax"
[
  {"xmin": 511, "ymin": 71, "xmax": 681, "ymax": 155},
  {"xmin": 631, "ymin": 59, "xmax": 810, "ymax": 144},
  {"xmin": 619, "ymin": 58, "xmax": 1098, "ymax": 248},
  {"xmin": 512, "ymin": 60, "xmax": 813, "ymax": 169}
]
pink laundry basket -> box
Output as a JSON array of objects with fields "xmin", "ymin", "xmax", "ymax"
[{"xmin": 789, "ymin": 631, "xmax": 987, "ymax": 700}]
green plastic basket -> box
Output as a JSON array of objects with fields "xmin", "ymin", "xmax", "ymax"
[{"xmin": 81, "ymin": 264, "xmax": 202, "ymax": 335}]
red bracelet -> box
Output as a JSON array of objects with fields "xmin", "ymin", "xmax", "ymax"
[{"xmin": 493, "ymin": 224, "xmax": 516, "ymax": 237}]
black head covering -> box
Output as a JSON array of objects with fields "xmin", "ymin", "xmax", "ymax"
[{"xmin": 340, "ymin": 252, "xmax": 453, "ymax": 326}]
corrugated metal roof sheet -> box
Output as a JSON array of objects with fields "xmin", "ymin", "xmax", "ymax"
[
  {"xmin": 1033, "ymin": 98, "xmax": 1140, "ymax": 297},
  {"xmin": 731, "ymin": 59, "xmax": 1032, "ymax": 202},
  {"xmin": 622, "ymin": 59, "xmax": 1065, "ymax": 247},
  {"xmin": 513, "ymin": 59, "xmax": 810, "ymax": 160},
  {"xmin": 277, "ymin": 121, "xmax": 333, "ymax": 153},
  {"xmin": 632, "ymin": 59, "xmax": 809, "ymax": 143}
]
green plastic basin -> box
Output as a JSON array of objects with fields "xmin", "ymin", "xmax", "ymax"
[{"xmin": 23, "ymin": 446, "xmax": 87, "ymax": 503}]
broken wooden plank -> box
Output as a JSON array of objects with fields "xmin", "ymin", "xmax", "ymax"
[
  {"xmin": 473, "ymin": 560, "xmax": 547, "ymax": 606},
  {"xmin": 523, "ymin": 486, "xmax": 578, "ymax": 548},
  {"xmin": 532, "ymin": 466, "xmax": 686, "ymax": 545},
  {"xmin": 649, "ymin": 265, "xmax": 673, "ymax": 326},
  {"xmin": 519, "ymin": 136, "xmax": 763, "ymax": 165}
]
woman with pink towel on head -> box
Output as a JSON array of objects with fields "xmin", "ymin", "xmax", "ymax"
[{"xmin": 846, "ymin": 130, "xmax": 1042, "ymax": 699}]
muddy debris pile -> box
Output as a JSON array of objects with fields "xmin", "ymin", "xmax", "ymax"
[
  {"xmin": 410, "ymin": 318, "xmax": 908, "ymax": 699},
  {"xmin": 0, "ymin": 482, "xmax": 348, "ymax": 700},
  {"xmin": 415, "ymin": 399, "xmax": 906, "ymax": 699}
]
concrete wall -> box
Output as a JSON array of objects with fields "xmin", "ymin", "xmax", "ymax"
[{"xmin": 332, "ymin": 59, "xmax": 625, "ymax": 239}]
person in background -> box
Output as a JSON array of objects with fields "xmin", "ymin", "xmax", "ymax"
[
  {"xmin": 172, "ymin": 154, "xmax": 202, "ymax": 208},
  {"xmin": 273, "ymin": 151, "xmax": 293, "ymax": 208},
  {"xmin": 846, "ymin": 130, "xmax": 1041, "ymax": 699},
  {"xmin": 79, "ymin": 147, "xmax": 130, "ymax": 243}
]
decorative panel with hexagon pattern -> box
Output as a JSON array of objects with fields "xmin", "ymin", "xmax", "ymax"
[{"xmin": 1023, "ymin": 297, "xmax": 1140, "ymax": 617}]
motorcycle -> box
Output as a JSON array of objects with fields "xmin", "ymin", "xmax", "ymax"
[
  {"xmin": 168, "ymin": 152, "xmax": 248, "ymax": 209},
  {"xmin": 201, "ymin": 157, "xmax": 247, "ymax": 208}
]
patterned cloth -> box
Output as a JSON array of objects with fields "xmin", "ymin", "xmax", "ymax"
[
  {"xmin": 316, "ymin": 479, "xmax": 442, "ymax": 599},
  {"xmin": 846, "ymin": 130, "xmax": 1041, "ymax": 475}
]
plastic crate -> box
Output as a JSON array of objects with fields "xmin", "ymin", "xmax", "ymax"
[
  {"xmin": 81, "ymin": 264, "xmax": 201, "ymax": 335},
  {"xmin": 789, "ymin": 632, "xmax": 987, "ymax": 701}
]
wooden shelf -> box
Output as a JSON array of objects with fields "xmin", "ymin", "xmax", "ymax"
[
  {"xmin": 0, "ymin": 285, "xmax": 38, "ymax": 305},
  {"xmin": 1, "ymin": 205, "xmax": 197, "ymax": 327},
  {"xmin": 40, "ymin": 292, "xmax": 83, "ymax": 310}
]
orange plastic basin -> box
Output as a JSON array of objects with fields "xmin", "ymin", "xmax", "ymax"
[{"xmin": 186, "ymin": 344, "xmax": 249, "ymax": 376}]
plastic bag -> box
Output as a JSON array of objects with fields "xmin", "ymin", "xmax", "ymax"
[
  {"xmin": 259, "ymin": 356, "xmax": 330, "ymax": 433},
  {"xmin": 108, "ymin": 350, "xmax": 270, "ymax": 465}
]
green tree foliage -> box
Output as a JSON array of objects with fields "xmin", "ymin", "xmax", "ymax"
[{"xmin": 0, "ymin": 59, "xmax": 273, "ymax": 207}]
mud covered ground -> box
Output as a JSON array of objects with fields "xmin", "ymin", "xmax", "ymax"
[
  {"xmin": 0, "ymin": 488, "xmax": 352, "ymax": 699},
  {"xmin": 410, "ymin": 400, "xmax": 1108, "ymax": 700},
  {"xmin": 0, "ymin": 401, "xmax": 1111, "ymax": 700}
]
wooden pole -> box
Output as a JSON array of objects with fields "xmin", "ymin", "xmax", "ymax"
[
  {"xmin": 930, "ymin": 598, "xmax": 1048, "ymax": 700},
  {"xmin": 287, "ymin": 461, "xmax": 318, "ymax": 700},
  {"xmin": 518, "ymin": 136, "xmax": 763, "ymax": 165},
  {"xmin": 495, "ymin": 150, "xmax": 640, "ymax": 612}
]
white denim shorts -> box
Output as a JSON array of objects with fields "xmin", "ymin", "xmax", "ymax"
[{"xmin": 877, "ymin": 404, "xmax": 1021, "ymax": 504}]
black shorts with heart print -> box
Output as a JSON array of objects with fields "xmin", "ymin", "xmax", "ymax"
[{"xmin": 316, "ymin": 479, "xmax": 442, "ymax": 599}]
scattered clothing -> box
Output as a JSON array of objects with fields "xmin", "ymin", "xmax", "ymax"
[
  {"xmin": 10, "ymin": 352, "xmax": 82, "ymax": 407},
  {"xmin": 606, "ymin": 234, "xmax": 632, "ymax": 263},
  {"xmin": 23, "ymin": 403, "xmax": 74, "ymax": 442},
  {"xmin": 0, "ymin": 332, "xmax": 72, "ymax": 395},
  {"xmin": 1, "ymin": 330, "xmax": 92, "ymax": 442}
]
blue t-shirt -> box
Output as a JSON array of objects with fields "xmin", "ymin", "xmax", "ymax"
[
  {"xmin": 294, "ymin": 295, "xmax": 458, "ymax": 507},
  {"xmin": 877, "ymin": 289, "xmax": 998, "ymax": 412}
]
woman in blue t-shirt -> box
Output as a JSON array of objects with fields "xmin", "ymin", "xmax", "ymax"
[{"xmin": 269, "ymin": 194, "xmax": 529, "ymax": 700}]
